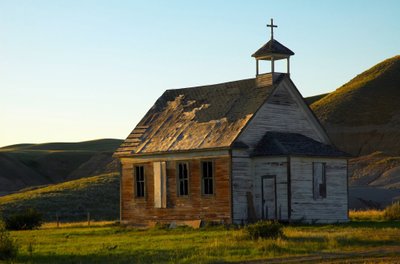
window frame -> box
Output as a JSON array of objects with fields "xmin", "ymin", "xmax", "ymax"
[
  {"xmin": 134, "ymin": 165, "xmax": 146, "ymax": 198},
  {"xmin": 201, "ymin": 160, "xmax": 215, "ymax": 196},
  {"xmin": 312, "ymin": 162, "xmax": 327, "ymax": 200},
  {"xmin": 176, "ymin": 161, "xmax": 190, "ymax": 197}
]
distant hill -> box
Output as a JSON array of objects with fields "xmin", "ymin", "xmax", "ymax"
[
  {"xmin": 304, "ymin": 93, "xmax": 328, "ymax": 105},
  {"xmin": 0, "ymin": 139, "xmax": 123, "ymax": 195},
  {"xmin": 0, "ymin": 173, "xmax": 119, "ymax": 221},
  {"xmin": 0, "ymin": 138, "xmax": 123, "ymax": 152},
  {"xmin": 311, "ymin": 55, "xmax": 400, "ymax": 156}
]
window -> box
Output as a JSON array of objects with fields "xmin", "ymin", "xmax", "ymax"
[
  {"xmin": 135, "ymin": 165, "xmax": 145, "ymax": 197},
  {"xmin": 177, "ymin": 162, "xmax": 189, "ymax": 196},
  {"xmin": 201, "ymin": 161, "xmax": 214, "ymax": 195},
  {"xmin": 313, "ymin": 162, "xmax": 326, "ymax": 199}
]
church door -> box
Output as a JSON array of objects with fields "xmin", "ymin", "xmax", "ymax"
[{"xmin": 261, "ymin": 175, "xmax": 277, "ymax": 220}]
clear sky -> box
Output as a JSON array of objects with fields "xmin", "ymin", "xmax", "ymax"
[{"xmin": 0, "ymin": 0, "xmax": 399, "ymax": 147}]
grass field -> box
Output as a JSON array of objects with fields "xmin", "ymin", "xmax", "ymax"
[{"xmin": 7, "ymin": 216, "xmax": 400, "ymax": 264}]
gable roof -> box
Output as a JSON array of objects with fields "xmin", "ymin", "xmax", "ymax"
[
  {"xmin": 253, "ymin": 131, "xmax": 349, "ymax": 157},
  {"xmin": 114, "ymin": 77, "xmax": 282, "ymax": 157},
  {"xmin": 252, "ymin": 39, "xmax": 294, "ymax": 59}
]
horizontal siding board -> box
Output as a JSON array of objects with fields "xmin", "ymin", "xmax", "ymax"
[
  {"xmin": 121, "ymin": 156, "xmax": 232, "ymax": 224},
  {"xmin": 290, "ymin": 157, "xmax": 348, "ymax": 222},
  {"xmin": 237, "ymin": 81, "xmax": 328, "ymax": 150}
]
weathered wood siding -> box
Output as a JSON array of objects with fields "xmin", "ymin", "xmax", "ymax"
[
  {"xmin": 255, "ymin": 73, "xmax": 282, "ymax": 88},
  {"xmin": 231, "ymin": 152, "xmax": 288, "ymax": 223},
  {"xmin": 237, "ymin": 79, "xmax": 329, "ymax": 149},
  {"xmin": 120, "ymin": 154, "xmax": 231, "ymax": 225},
  {"xmin": 290, "ymin": 157, "xmax": 348, "ymax": 223},
  {"xmin": 231, "ymin": 150, "xmax": 252, "ymax": 223},
  {"xmin": 254, "ymin": 158, "xmax": 288, "ymax": 220}
]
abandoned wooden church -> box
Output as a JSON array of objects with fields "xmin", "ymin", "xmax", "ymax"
[{"xmin": 114, "ymin": 20, "xmax": 349, "ymax": 225}]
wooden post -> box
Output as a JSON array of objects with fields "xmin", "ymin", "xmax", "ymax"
[
  {"xmin": 87, "ymin": 212, "xmax": 91, "ymax": 227},
  {"xmin": 287, "ymin": 57, "xmax": 290, "ymax": 76},
  {"xmin": 56, "ymin": 213, "xmax": 59, "ymax": 228},
  {"xmin": 256, "ymin": 59, "xmax": 259, "ymax": 76},
  {"xmin": 271, "ymin": 57, "xmax": 275, "ymax": 74}
]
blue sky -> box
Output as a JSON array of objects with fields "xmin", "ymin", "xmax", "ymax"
[{"xmin": 1, "ymin": 0, "xmax": 399, "ymax": 147}]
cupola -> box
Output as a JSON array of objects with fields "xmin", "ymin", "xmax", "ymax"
[{"xmin": 252, "ymin": 19, "xmax": 294, "ymax": 78}]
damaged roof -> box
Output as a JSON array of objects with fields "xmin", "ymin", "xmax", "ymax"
[
  {"xmin": 114, "ymin": 77, "xmax": 280, "ymax": 156},
  {"xmin": 253, "ymin": 132, "xmax": 349, "ymax": 157}
]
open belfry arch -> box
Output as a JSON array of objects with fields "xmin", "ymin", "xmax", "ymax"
[
  {"xmin": 253, "ymin": 19, "xmax": 294, "ymax": 78},
  {"xmin": 114, "ymin": 19, "xmax": 349, "ymax": 226}
]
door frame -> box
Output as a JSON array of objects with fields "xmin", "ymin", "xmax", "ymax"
[{"xmin": 261, "ymin": 175, "xmax": 277, "ymax": 220}]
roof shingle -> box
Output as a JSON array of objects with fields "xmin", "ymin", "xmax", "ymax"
[
  {"xmin": 252, "ymin": 39, "xmax": 294, "ymax": 59},
  {"xmin": 114, "ymin": 77, "xmax": 279, "ymax": 156}
]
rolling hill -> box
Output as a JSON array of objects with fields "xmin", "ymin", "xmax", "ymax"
[
  {"xmin": 311, "ymin": 55, "xmax": 400, "ymax": 209},
  {"xmin": 0, "ymin": 173, "xmax": 119, "ymax": 221},
  {"xmin": 0, "ymin": 139, "xmax": 123, "ymax": 195},
  {"xmin": 311, "ymin": 55, "xmax": 400, "ymax": 156}
]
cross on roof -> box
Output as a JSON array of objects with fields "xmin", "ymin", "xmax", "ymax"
[{"xmin": 267, "ymin": 18, "xmax": 277, "ymax": 40}]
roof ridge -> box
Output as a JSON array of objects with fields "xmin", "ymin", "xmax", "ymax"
[{"xmin": 165, "ymin": 77, "xmax": 256, "ymax": 92}]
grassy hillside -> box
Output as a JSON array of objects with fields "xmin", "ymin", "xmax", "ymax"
[
  {"xmin": 309, "ymin": 55, "xmax": 400, "ymax": 156},
  {"xmin": 312, "ymin": 55, "xmax": 400, "ymax": 125},
  {"xmin": 0, "ymin": 173, "xmax": 119, "ymax": 221},
  {"xmin": 304, "ymin": 93, "xmax": 328, "ymax": 105},
  {"xmin": 0, "ymin": 153, "xmax": 49, "ymax": 195},
  {"xmin": 0, "ymin": 139, "xmax": 123, "ymax": 195},
  {"xmin": 0, "ymin": 138, "xmax": 122, "ymax": 152}
]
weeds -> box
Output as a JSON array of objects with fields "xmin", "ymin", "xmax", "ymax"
[
  {"xmin": 349, "ymin": 209, "xmax": 384, "ymax": 221},
  {"xmin": 0, "ymin": 221, "xmax": 18, "ymax": 260},
  {"xmin": 4, "ymin": 208, "xmax": 43, "ymax": 230},
  {"xmin": 384, "ymin": 202, "xmax": 400, "ymax": 220},
  {"xmin": 246, "ymin": 221, "xmax": 284, "ymax": 240}
]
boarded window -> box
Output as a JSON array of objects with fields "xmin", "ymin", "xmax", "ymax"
[
  {"xmin": 177, "ymin": 162, "xmax": 189, "ymax": 196},
  {"xmin": 313, "ymin": 162, "xmax": 326, "ymax": 199},
  {"xmin": 153, "ymin": 161, "xmax": 167, "ymax": 208},
  {"xmin": 135, "ymin": 166, "xmax": 145, "ymax": 198},
  {"xmin": 201, "ymin": 161, "xmax": 214, "ymax": 195}
]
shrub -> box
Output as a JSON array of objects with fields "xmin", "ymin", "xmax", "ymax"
[
  {"xmin": 0, "ymin": 221, "xmax": 19, "ymax": 260},
  {"xmin": 246, "ymin": 221, "xmax": 284, "ymax": 240},
  {"xmin": 384, "ymin": 202, "xmax": 400, "ymax": 220},
  {"xmin": 4, "ymin": 208, "xmax": 43, "ymax": 230}
]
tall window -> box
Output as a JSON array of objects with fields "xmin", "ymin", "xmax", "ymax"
[
  {"xmin": 135, "ymin": 165, "xmax": 145, "ymax": 197},
  {"xmin": 202, "ymin": 161, "xmax": 214, "ymax": 195},
  {"xmin": 313, "ymin": 162, "xmax": 326, "ymax": 199},
  {"xmin": 177, "ymin": 162, "xmax": 189, "ymax": 196}
]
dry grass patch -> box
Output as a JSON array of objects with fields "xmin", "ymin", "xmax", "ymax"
[{"xmin": 349, "ymin": 209, "xmax": 385, "ymax": 221}]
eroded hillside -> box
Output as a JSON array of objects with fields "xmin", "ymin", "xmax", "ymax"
[{"xmin": 311, "ymin": 55, "xmax": 400, "ymax": 156}]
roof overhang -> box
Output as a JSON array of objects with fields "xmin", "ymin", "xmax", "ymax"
[{"xmin": 252, "ymin": 53, "xmax": 291, "ymax": 61}]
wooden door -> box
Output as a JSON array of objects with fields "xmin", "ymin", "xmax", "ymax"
[{"xmin": 261, "ymin": 176, "xmax": 277, "ymax": 220}]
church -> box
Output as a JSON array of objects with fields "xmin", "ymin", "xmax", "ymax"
[{"xmin": 114, "ymin": 20, "xmax": 349, "ymax": 225}]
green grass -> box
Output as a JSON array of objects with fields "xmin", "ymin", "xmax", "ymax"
[
  {"xmin": 0, "ymin": 173, "xmax": 119, "ymax": 221},
  {"xmin": 7, "ymin": 221, "xmax": 400, "ymax": 263}
]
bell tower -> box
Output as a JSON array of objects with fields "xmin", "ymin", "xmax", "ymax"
[{"xmin": 252, "ymin": 19, "xmax": 294, "ymax": 82}]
